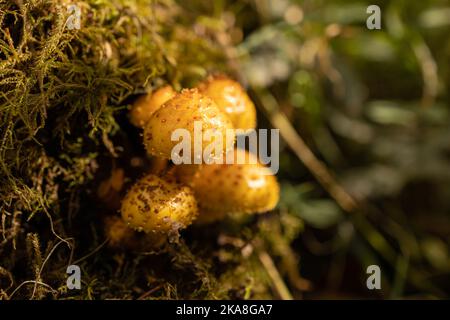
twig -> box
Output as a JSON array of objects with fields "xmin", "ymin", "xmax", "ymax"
[
  {"xmin": 412, "ymin": 35, "xmax": 438, "ymax": 108},
  {"xmin": 253, "ymin": 88, "xmax": 357, "ymax": 212},
  {"xmin": 258, "ymin": 250, "xmax": 293, "ymax": 300},
  {"xmin": 137, "ymin": 284, "xmax": 164, "ymax": 300}
]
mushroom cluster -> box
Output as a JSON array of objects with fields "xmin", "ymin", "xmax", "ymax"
[{"xmin": 113, "ymin": 75, "xmax": 280, "ymax": 246}]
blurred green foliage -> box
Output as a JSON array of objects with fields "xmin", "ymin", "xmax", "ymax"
[{"xmin": 232, "ymin": 0, "xmax": 449, "ymax": 298}]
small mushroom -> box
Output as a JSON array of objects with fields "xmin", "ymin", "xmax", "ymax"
[
  {"xmin": 104, "ymin": 215, "xmax": 138, "ymax": 248},
  {"xmin": 198, "ymin": 75, "xmax": 257, "ymax": 130},
  {"xmin": 120, "ymin": 174, "xmax": 198, "ymax": 238},
  {"xmin": 175, "ymin": 149, "xmax": 279, "ymax": 223},
  {"xmin": 130, "ymin": 85, "xmax": 176, "ymax": 128},
  {"xmin": 97, "ymin": 167, "xmax": 126, "ymax": 210},
  {"xmin": 104, "ymin": 215, "xmax": 166, "ymax": 249},
  {"xmin": 143, "ymin": 88, "xmax": 235, "ymax": 162}
]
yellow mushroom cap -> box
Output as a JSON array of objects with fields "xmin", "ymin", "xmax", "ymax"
[
  {"xmin": 198, "ymin": 76, "xmax": 257, "ymax": 130},
  {"xmin": 143, "ymin": 88, "xmax": 235, "ymax": 161},
  {"xmin": 176, "ymin": 149, "xmax": 279, "ymax": 223},
  {"xmin": 120, "ymin": 174, "xmax": 198, "ymax": 236},
  {"xmin": 130, "ymin": 85, "xmax": 176, "ymax": 128}
]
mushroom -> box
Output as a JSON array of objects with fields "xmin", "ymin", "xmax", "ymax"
[
  {"xmin": 198, "ymin": 75, "xmax": 257, "ymax": 130},
  {"xmin": 97, "ymin": 167, "xmax": 126, "ymax": 210},
  {"xmin": 104, "ymin": 215, "xmax": 166, "ymax": 249},
  {"xmin": 120, "ymin": 173, "xmax": 198, "ymax": 239},
  {"xmin": 175, "ymin": 149, "xmax": 279, "ymax": 223},
  {"xmin": 143, "ymin": 88, "xmax": 235, "ymax": 162},
  {"xmin": 129, "ymin": 85, "xmax": 176, "ymax": 128},
  {"xmin": 104, "ymin": 215, "xmax": 138, "ymax": 248}
]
